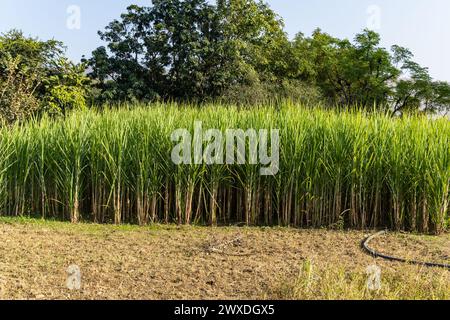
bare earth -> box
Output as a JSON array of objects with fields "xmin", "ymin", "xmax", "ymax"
[{"xmin": 0, "ymin": 218, "xmax": 448, "ymax": 300}]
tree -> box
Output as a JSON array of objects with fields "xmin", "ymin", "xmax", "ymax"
[
  {"xmin": 289, "ymin": 28, "xmax": 450, "ymax": 113},
  {"xmin": 0, "ymin": 29, "xmax": 64, "ymax": 75},
  {"xmin": 391, "ymin": 50, "xmax": 450, "ymax": 115},
  {"xmin": 88, "ymin": 1, "xmax": 224, "ymax": 102},
  {"xmin": 290, "ymin": 29, "xmax": 402, "ymax": 108},
  {"xmin": 217, "ymin": 0, "xmax": 289, "ymax": 82},
  {"xmin": 0, "ymin": 30, "xmax": 89, "ymax": 122},
  {"xmin": 87, "ymin": 0, "xmax": 290, "ymax": 103}
]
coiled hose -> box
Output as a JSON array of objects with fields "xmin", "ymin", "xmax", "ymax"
[{"xmin": 362, "ymin": 230, "xmax": 450, "ymax": 270}]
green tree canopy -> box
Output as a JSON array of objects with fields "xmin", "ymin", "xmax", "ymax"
[
  {"xmin": 87, "ymin": 0, "xmax": 289, "ymax": 103},
  {"xmin": 291, "ymin": 29, "xmax": 400, "ymax": 107},
  {"xmin": 289, "ymin": 28, "xmax": 450, "ymax": 113},
  {"xmin": 0, "ymin": 30, "xmax": 89, "ymax": 122}
]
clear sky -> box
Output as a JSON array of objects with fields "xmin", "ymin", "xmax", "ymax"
[{"xmin": 1, "ymin": 0, "xmax": 450, "ymax": 81}]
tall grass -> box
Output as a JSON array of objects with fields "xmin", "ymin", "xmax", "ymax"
[{"xmin": 0, "ymin": 103, "xmax": 448, "ymax": 233}]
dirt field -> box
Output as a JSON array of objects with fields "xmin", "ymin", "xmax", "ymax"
[{"xmin": 0, "ymin": 217, "xmax": 448, "ymax": 300}]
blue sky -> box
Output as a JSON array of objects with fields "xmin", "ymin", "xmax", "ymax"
[{"xmin": 1, "ymin": 0, "xmax": 450, "ymax": 81}]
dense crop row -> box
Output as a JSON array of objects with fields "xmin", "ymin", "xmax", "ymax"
[{"xmin": 0, "ymin": 103, "xmax": 448, "ymax": 233}]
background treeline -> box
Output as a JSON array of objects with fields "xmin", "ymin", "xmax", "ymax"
[{"xmin": 1, "ymin": 0, "xmax": 450, "ymax": 123}]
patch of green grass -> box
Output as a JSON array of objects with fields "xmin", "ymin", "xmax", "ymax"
[
  {"xmin": 0, "ymin": 216, "xmax": 257, "ymax": 237},
  {"xmin": 0, "ymin": 216, "xmax": 176, "ymax": 235}
]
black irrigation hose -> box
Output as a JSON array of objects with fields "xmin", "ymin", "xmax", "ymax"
[{"xmin": 362, "ymin": 230, "xmax": 450, "ymax": 270}]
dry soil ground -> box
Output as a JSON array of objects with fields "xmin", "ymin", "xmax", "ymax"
[{"xmin": 0, "ymin": 217, "xmax": 448, "ymax": 300}]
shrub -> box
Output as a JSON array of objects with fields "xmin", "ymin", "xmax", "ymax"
[
  {"xmin": 219, "ymin": 79, "xmax": 323, "ymax": 106},
  {"xmin": 42, "ymin": 58, "xmax": 89, "ymax": 116}
]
